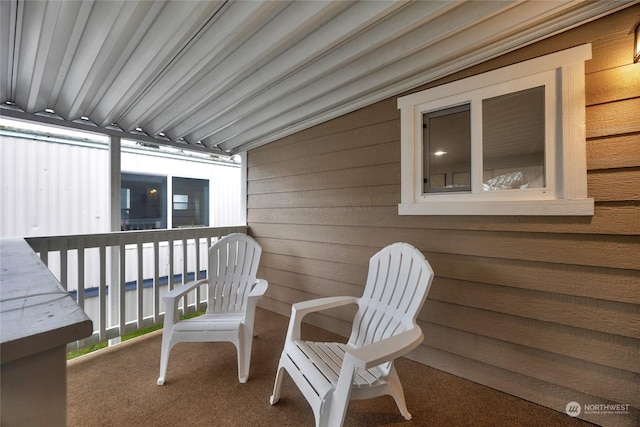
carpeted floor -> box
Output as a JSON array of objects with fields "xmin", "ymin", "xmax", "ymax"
[{"xmin": 67, "ymin": 308, "xmax": 594, "ymax": 427}]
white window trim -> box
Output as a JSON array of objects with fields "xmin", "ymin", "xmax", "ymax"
[{"xmin": 397, "ymin": 44, "xmax": 594, "ymax": 216}]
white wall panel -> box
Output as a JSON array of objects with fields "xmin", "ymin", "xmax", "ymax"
[
  {"xmin": 1, "ymin": 134, "xmax": 110, "ymax": 237},
  {"xmin": 0, "ymin": 133, "xmax": 242, "ymax": 238}
]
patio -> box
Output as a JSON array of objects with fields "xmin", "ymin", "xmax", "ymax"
[
  {"xmin": 2, "ymin": 2, "xmax": 638, "ymax": 426},
  {"xmin": 67, "ymin": 307, "xmax": 593, "ymax": 427}
]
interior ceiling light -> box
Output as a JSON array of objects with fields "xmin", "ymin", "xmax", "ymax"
[{"xmin": 434, "ymin": 150, "xmax": 447, "ymax": 156}]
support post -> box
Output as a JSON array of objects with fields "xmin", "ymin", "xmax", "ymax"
[
  {"xmin": 239, "ymin": 152, "xmax": 247, "ymax": 226},
  {"xmin": 108, "ymin": 136, "xmax": 121, "ymax": 344}
]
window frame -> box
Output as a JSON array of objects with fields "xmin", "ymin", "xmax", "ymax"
[{"xmin": 397, "ymin": 44, "xmax": 594, "ymax": 216}]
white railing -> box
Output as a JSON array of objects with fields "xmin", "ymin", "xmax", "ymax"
[{"xmin": 26, "ymin": 226, "xmax": 247, "ymax": 351}]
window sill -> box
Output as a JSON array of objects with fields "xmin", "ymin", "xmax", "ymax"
[{"xmin": 398, "ymin": 198, "xmax": 594, "ymax": 216}]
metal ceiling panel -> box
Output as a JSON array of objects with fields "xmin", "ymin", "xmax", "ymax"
[{"xmin": 1, "ymin": 0, "xmax": 636, "ymax": 155}]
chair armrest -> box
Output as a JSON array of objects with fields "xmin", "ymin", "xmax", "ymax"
[
  {"xmin": 292, "ymin": 296, "xmax": 358, "ymax": 316},
  {"xmin": 248, "ymin": 278, "xmax": 268, "ymax": 299},
  {"xmin": 345, "ymin": 326, "xmax": 423, "ymax": 369},
  {"xmin": 243, "ymin": 279, "xmax": 268, "ymax": 328},
  {"xmin": 162, "ymin": 278, "xmax": 208, "ymax": 302},
  {"xmin": 286, "ymin": 296, "xmax": 359, "ymax": 341},
  {"xmin": 160, "ymin": 278, "xmax": 207, "ymax": 328}
]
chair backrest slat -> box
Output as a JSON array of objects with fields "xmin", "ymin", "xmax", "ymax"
[
  {"xmin": 349, "ymin": 243, "xmax": 434, "ymax": 348},
  {"xmin": 207, "ymin": 234, "xmax": 262, "ymax": 314}
]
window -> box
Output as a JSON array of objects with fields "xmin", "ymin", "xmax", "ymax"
[
  {"xmin": 423, "ymin": 104, "xmax": 471, "ymax": 193},
  {"xmin": 172, "ymin": 177, "xmax": 209, "ymax": 228},
  {"xmin": 398, "ymin": 44, "xmax": 594, "ymax": 216},
  {"xmin": 121, "ymin": 173, "xmax": 167, "ymax": 230},
  {"xmin": 121, "ymin": 174, "xmax": 210, "ymax": 229}
]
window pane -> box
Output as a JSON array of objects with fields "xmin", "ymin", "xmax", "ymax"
[
  {"xmin": 482, "ymin": 86, "xmax": 545, "ymax": 191},
  {"xmin": 121, "ymin": 173, "xmax": 167, "ymax": 230},
  {"xmin": 423, "ymin": 104, "xmax": 471, "ymax": 193},
  {"xmin": 172, "ymin": 177, "xmax": 209, "ymax": 227}
]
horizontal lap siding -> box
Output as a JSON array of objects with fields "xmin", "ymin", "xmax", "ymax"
[{"xmin": 248, "ymin": 6, "xmax": 640, "ymax": 427}]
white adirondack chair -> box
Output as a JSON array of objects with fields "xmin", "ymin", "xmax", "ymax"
[
  {"xmin": 157, "ymin": 233, "xmax": 268, "ymax": 385},
  {"xmin": 270, "ymin": 242, "xmax": 434, "ymax": 427}
]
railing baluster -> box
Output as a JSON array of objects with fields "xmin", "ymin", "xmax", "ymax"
[
  {"xmin": 77, "ymin": 243, "xmax": 85, "ymax": 309},
  {"xmin": 168, "ymin": 235, "xmax": 174, "ymax": 292},
  {"xmin": 137, "ymin": 234, "xmax": 144, "ymax": 330},
  {"xmin": 195, "ymin": 232, "xmax": 202, "ymax": 311},
  {"xmin": 119, "ymin": 236, "xmax": 126, "ymax": 336},
  {"xmin": 182, "ymin": 232, "xmax": 189, "ymax": 315},
  {"xmin": 60, "ymin": 239, "xmax": 68, "ymax": 291},
  {"xmin": 40, "ymin": 240, "xmax": 48, "ymax": 266},
  {"xmin": 76, "ymin": 242, "xmax": 86, "ymax": 349},
  {"xmin": 99, "ymin": 238, "xmax": 107, "ymax": 341},
  {"xmin": 153, "ymin": 234, "xmax": 160, "ymax": 323}
]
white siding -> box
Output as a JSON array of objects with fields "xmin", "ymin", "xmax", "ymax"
[
  {"xmin": 0, "ymin": 133, "xmax": 242, "ymax": 238},
  {"xmin": 1, "ymin": 135, "xmax": 110, "ymax": 237}
]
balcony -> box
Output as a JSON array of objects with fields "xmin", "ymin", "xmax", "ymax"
[
  {"xmin": 2, "ymin": 226, "xmax": 245, "ymax": 425},
  {"xmin": 66, "ymin": 306, "xmax": 592, "ymax": 427},
  {"xmin": 3, "ymin": 227, "xmax": 593, "ymax": 426}
]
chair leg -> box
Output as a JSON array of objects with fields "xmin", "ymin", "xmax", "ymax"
[
  {"xmin": 237, "ymin": 328, "xmax": 252, "ymax": 383},
  {"xmin": 386, "ymin": 366, "xmax": 411, "ymax": 420},
  {"xmin": 157, "ymin": 330, "xmax": 173, "ymax": 385},
  {"xmin": 270, "ymin": 364, "xmax": 285, "ymax": 405}
]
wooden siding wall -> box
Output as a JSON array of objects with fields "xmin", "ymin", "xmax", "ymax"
[{"xmin": 247, "ymin": 6, "xmax": 639, "ymax": 427}]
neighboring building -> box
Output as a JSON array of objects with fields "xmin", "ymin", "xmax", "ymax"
[
  {"xmin": 0, "ymin": 119, "xmax": 242, "ymax": 238},
  {"xmin": 0, "ymin": 119, "xmax": 243, "ymax": 322}
]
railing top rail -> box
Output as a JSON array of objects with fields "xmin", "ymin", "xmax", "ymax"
[{"xmin": 25, "ymin": 225, "xmax": 248, "ymax": 252}]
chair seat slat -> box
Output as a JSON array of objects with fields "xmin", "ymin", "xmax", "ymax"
[{"xmin": 296, "ymin": 341, "xmax": 383, "ymax": 389}]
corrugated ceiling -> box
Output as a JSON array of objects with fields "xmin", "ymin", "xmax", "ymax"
[{"xmin": 0, "ymin": 0, "xmax": 635, "ymax": 155}]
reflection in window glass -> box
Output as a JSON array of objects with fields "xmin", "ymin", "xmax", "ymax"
[
  {"xmin": 173, "ymin": 194, "xmax": 189, "ymax": 210},
  {"xmin": 482, "ymin": 86, "xmax": 545, "ymax": 191},
  {"xmin": 120, "ymin": 173, "xmax": 167, "ymax": 230},
  {"xmin": 423, "ymin": 104, "xmax": 471, "ymax": 193},
  {"xmin": 172, "ymin": 177, "xmax": 209, "ymax": 228}
]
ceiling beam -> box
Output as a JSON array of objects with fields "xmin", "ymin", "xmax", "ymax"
[{"xmin": 0, "ymin": 105, "xmax": 228, "ymax": 156}]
